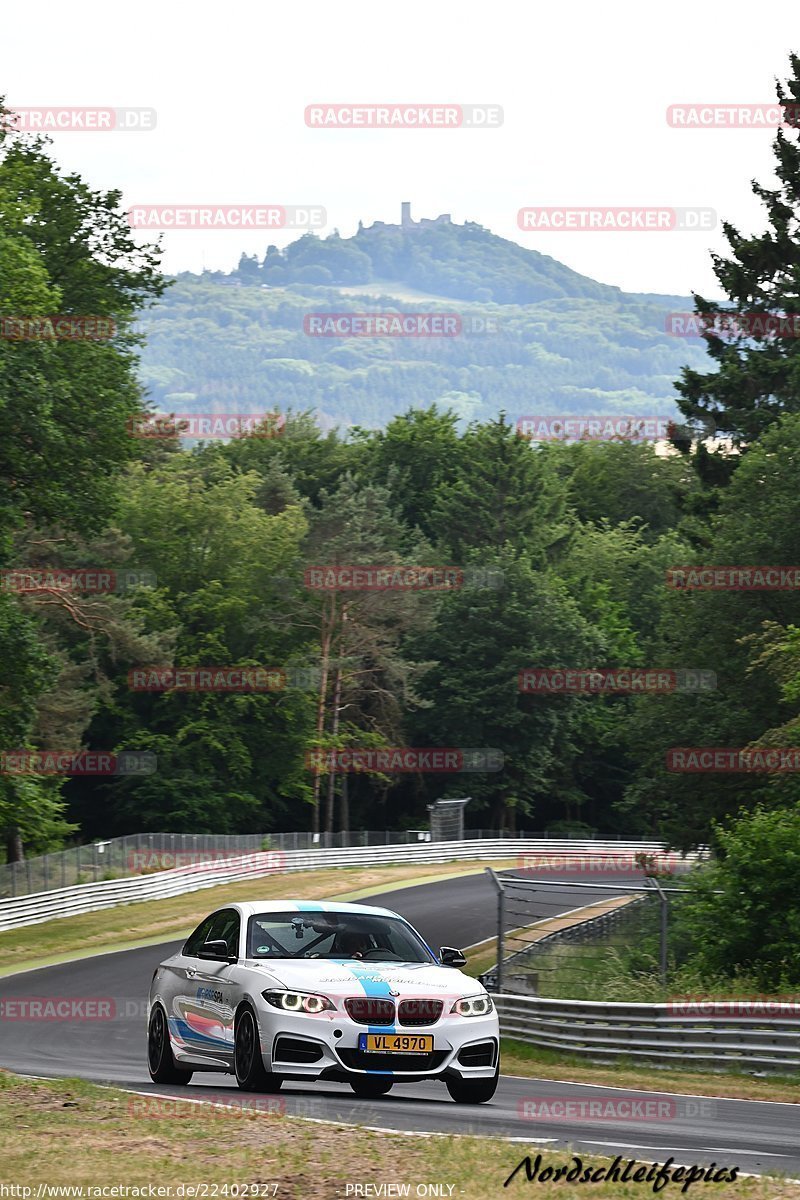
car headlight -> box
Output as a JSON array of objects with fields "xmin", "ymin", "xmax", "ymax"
[
  {"xmin": 262, "ymin": 989, "xmax": 335, "ymax": 1014},
  {"xmin": 450, "ymin": 993, "xmax": 493, "ymax": 1017}
]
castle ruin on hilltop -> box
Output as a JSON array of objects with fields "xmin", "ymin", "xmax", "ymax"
[{"xmin": 367, "ymin": 202, "xmax": 452, "ymax": 232}]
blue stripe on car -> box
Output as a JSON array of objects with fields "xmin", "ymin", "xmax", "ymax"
[
  {"xmin": 295, "ymin": 901, "xmax": 395, "ymax": 1075},
  {"xmin": 170, "ymin": 1016, "xmax": 230, "ymax": 1048}
]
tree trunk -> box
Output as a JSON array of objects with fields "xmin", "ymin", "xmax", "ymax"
[
  {"xmin": 340, "ymin": 773, "xmax": 350, "ymax": 844},
  {"xmin": 324, "ymin": 661, "xmax": 341, "ymax": 836},
  {"xmin": 325, "ymin": 607, "xmax": 346, "ymax": 836},
  {"xmin": 312, "ymin": 594, "xmax": 336, "ymax": 835},
  {"xmin": 5, "ymin": 827, "xmax": 23, "ymax": 863}
]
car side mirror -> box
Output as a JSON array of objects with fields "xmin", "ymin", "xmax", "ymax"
[
  {"xmin": 439, "ymin": 945, "xmax": 467, "ymax": 967},
  {"xmin": 197, "ymin": 940, "xmax": 236, "ymax": 962}
]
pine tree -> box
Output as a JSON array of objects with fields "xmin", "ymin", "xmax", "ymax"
[{"xmin": 676, "ymin": 54, "xmax": 800, "ymax": 456}]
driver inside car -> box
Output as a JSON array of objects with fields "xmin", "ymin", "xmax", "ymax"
[{"xmin": 332, "ymin": 928, "xmax": 372, "ymax": 959}]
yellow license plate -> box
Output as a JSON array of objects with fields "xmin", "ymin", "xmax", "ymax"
[{"xmin": 360, "ymin": 1033, "xmax": 433, "ymax": 1053}]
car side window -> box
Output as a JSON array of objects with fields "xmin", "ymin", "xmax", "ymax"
[
  {"xmin": 183, "ymin": 915, "xmax": 215, "ymax": 957},
  {"xmin": 207, "ymin": 909, "xmax": 240, "ymax": 957}
]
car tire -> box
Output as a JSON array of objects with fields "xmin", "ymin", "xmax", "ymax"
[
  {"xmin": 234, "ymin": 1006, "xmax": 282, "ymax": 1093},
  {"xmin": 349, "ymin": 1076, "xmax": 393, "ymax": 1098},
  {"xmin": 445, "ymin": 1066, "xmax": 499, "ymax": 1104},
  {"xmin": 147, "ymin": 1004, "xmax": 193, "ymax": 1084}
]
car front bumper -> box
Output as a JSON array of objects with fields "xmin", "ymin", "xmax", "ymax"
[{"xmin": 257, "ymin": 1007, "xmax": 499, "ymax": 1081}]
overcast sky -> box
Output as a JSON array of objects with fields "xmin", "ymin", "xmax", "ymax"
[{"xmin": 2, "ymin": 1, "xmax": 797, "ymax": 298}]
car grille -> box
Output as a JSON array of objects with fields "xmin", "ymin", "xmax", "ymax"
[
  {"xmin": 338, "ymin": 1049, "xmax": 448, "ymax": 1073},
  {"xmin": 397, "ymin": 999, "xmax": 443, "ymax": 1026},
  {"xmin": 344, "ymin": 996, "xmax": 395, "ymax": 1025}
]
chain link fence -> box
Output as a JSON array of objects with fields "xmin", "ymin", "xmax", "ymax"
[{"xmin": 481, "ymin": 870, "xmax": 699, "ymax": 1001}]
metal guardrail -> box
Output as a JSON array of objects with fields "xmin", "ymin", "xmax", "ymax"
[
  {"xmin": 0, "ymin": 839, "xmax": 690, "ymax": 932},
  {"xmin": 0, "ymin": 828, "xmax": 621, "ymax": 899},
  {"xmin": 494, "ymin": 994, "xmax": 800, "ymax": 1073}
]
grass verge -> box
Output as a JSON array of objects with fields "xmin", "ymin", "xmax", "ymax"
[
  {"xmin": 500, "ymin": 1039, "xmax": 800, "ymax": 1104},
  {"xmin": 0, "ymin": 859, "xmax": 516, "ymax": 975},
  {"xmin": 0, "ymin": 1071, "xmax": 797, "ymax": 1199}
]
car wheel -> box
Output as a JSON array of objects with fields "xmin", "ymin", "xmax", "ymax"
[
  {"xmin": 349, "ymin": 1076, "xmax": 393, "ymax": 1098},
  {"xmin": 147, "ymin": 1004, "xmax": 193, "ymax": 1084},
  {"xmin": 445, "ymin": 1067, "xmax": 499, "ymax": 1104},
  {"xmin": 234, "ymin": 1006, "xmax": 282, "ymax": 1092}
]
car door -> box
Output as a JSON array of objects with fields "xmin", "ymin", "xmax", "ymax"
[
  {"xmin": 190, "ymin": 908, "xmax": 241, "ymax": 1064},
  {"xmin": 162, "ymin": 913, "xmax": 217, "ymax": 1061}
]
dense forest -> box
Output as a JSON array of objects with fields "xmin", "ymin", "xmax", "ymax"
[{"xmin": 4, "ymin": 62, "xmax": 800, "ymax": 876}]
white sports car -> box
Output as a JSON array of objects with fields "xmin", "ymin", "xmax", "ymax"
[{"xmin": 147, "ymin": 900, "xmax": 499, "ymax": 1103}]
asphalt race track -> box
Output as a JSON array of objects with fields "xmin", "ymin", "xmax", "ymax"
[{"xmin": 1, "ymin": 872, "xmax": 797, "ymax": 1178}]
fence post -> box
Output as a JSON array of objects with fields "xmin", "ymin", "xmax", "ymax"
[
  {"xmin": 485, "ymin": 868, "xmax": 505, "ymax": 993},
  {"xmin": 648, "ymin": 876, "xmax": 669, "ymax": 987},
  {"xmin": 660, "ymin": 893, "xmax": 668, "ymax": 986}
]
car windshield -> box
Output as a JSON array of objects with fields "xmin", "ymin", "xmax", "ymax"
[{"xmin": 246, "ymin": 911, "xmax": 434, "ymax": 963}]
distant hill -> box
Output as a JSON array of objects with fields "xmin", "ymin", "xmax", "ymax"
[{"xmin": 136, "ymin": 214, "xmax": 710, "ymax": 431}]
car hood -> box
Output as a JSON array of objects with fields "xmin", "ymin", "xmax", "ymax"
[{"xmin": 242, "ymin": 958, "xmax": 480, "ymax": 999}]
